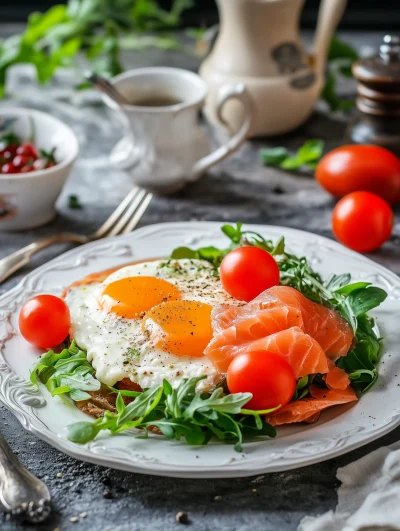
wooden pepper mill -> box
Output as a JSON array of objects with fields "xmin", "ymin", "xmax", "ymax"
[{"xmin": 349, "ymin": 35, "xmax": 400, "ymax": 156}]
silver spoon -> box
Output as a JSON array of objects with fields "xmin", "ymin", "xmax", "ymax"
[
  {"xmin": 0, "ymin": 432, "xmax": 51, "ymax": 523},
  {"xmin": 85, "ymin": 71, "xmax": 131, "ymax": 106}
]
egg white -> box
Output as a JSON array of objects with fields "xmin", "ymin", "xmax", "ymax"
[{"xmin": 66, "ymin": 259, "xmax": 238, "ymax": 391}]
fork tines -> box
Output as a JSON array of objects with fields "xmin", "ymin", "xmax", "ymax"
[{"xmin": 93, "ymin": 187, "xmax": 153, "ymax": 239}]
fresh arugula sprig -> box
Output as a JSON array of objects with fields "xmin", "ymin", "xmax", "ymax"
[
  {"xmin": 67, "ymin": 375, "xmax": 277, "ymax": 451},
  {"xmin": 260, "ymin": 139, "xmax": 324, "ymax": 172},
  {"xmin": 30, "ymin": 340, "xmax": 100, "ymax": 402},
  {"xmin": 170, "ymin": 223, "xmax": 387, "ymax": 393}
]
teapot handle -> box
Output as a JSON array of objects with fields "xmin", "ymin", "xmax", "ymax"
[
  {"xmin": 190, "ymin": 84, "xmax": 253, "ymax": 180},
  {"xmin": 313, "ymin": 0, "xmax": 347, "ymax": 75}
]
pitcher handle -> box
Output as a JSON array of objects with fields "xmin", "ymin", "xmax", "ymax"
[
  {"xmin": 190, "ymin": 84, "xmax": 253, "ymax": 180},
  {"xmin": 313, "ymin": 0, "xmax": 347, "ymax": 76}
]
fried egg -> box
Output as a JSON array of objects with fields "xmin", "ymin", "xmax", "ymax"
[{"xmin": 66, "ymin": 259, "xmax": 239, "ymax": 391}]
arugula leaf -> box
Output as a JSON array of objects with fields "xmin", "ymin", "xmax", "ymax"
[
  {"xmin": 147, "ymin": 418, "xmax": 206, "ymax": 446},
  {"xmin": 346, "ymin": 287, "xmax": 387, "ymax": 317},
  {"xmin": 183, "ymin": 387, "xmax": 252, "ymax": 418},
  {"xmin": 260, "ymin": 139, "xmax": 324, "ymax": 171},
  {"xmin": 293, "ymin": 375, "xmax": 311, "ymax": 401},
  {"xmin": 259, "ymin": 147, "xmax": 288, "ymax": 167},
  {"xmin": 334, "ymin": 282, "xmax": 371, "ymax": 295},
  {"xmin": 30, "ymin": 341, "xmax": 100, "ymax": 402},
  {"xmin": 65, "ymin": 371, "xmax": 275, "ymax": 451},
  {"xmin": 170, "ymin": 246, "xmax": 198, "ymax": 260},
  {"xmin": 67, "ymin": 421, "xmax": 102, "ymax": 444}
]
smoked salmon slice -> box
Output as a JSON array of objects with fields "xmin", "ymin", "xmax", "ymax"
[
  {"xmin": 265, "ymin": 385, "xmax": 357, "ymax": 426},
  {"xmin": 325, "ymin": 365, "xmax": 351, "ymax": 390},
  {"xmin": 209, "ymin": 286, "xmax": 353, "ymax": 361},
  {"xmin": 206, "ymin": 327, "xmax": 329, "ymax": 378}
]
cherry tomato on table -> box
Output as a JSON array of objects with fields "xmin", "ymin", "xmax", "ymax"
[
  {"xmin": 332, "ymin": 191, "xmax": 393, "ymax": 252},
  {"xmin": 220, "ymin": 246, "xmax": 280, "ymax": 302},
  {"xmin": 316, "ymin": 145, "xmax": 400, "ymax": 205},
  {"xmin": 227, "ymin": 351, "xmax": 296, "ymax": 410},
  {"xmin": 19, "ymin": 295, "xmax": 71, "ymax": 349}
]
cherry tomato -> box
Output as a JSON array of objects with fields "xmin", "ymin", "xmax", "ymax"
[
  {"xmin": 19, "ymin": 295, "xmax": 71, "ymax": 349},
  {"xmin": 227, "ymin": 351, "xmax": 296, "ymax": 410},
  {"xmin": 220, "ymin": 246, "xmax": 280, "ymax": 302},
  {"xmin": 1, "ymin": 163, "xmax": 18, "ymax": 174},
  {"xmin": 12, "ymin": 154, "xmax": 31, "ymax": 169},
  {"xmin": 16, "ymin": 142, "xmax": 38, "ymax": 159},
  {"xmin": 316, "ymin": 145, "xmax": 400, "ymax": 205},
  {"xmin": 332, "ymin": 191, "xmax": 393, "ymax": 252}
]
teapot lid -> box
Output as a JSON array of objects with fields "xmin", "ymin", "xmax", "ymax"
[
  {"xmin": 353, "ymin": 35, "xmax": 400, "ymax": 83},
  {"xmin": 352, "ymin": 35, "xmax": 400, "ymax": 117}
]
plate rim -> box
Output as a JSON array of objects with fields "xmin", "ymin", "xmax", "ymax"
[{"xmin": 1, "ymin": 220, "xmax": 400, "ymax": 478}]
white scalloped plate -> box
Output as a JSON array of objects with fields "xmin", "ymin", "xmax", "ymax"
[{"xmin": 1, "ymin": 222, "xmax": 400, "ymax": 478}]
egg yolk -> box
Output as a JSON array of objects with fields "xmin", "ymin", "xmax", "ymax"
[
  {"xmin": 144, "ymin": 300, "xmax": 213, "ymax": 357},
  {"xmin": 101, "ymin": 276, "xmax": 181, "ymax": 318}
]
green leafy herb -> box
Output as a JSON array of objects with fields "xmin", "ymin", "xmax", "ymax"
[
  {"xmin": 65, "ymin": 375, "xmax": 276, "ymax": 451},
  {"xmin": 293, "ymin": 375, "xmax": 312, "ymax": 400},
  {"xmin": 68, "ymin": 194, "xmax": 83, "ymax": 209},
  {"xmin": 322, "ymin": 35, "xmax": 359, "ymax": 112},
  {"xmin": 260, "ymin": 139, "xmax": 324, "ymax": 171},
  {"xmin": 259, "ymin": 147, "xmax": 288, "ymax": 167},
  {"xmin": 30, "ymin": 340, "xmax": 100, "ymax": 402},
  {"xmin": 0, "ymin": 0, "xmax": 192, "ymax": 97}
]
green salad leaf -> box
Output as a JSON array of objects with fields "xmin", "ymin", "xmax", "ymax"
[
  {"xmin": 31, "ymin": 350, "xmax": 277, "ymax": 451},
  {"xmin": 30, "ymin": 340, "xmax": 100, "ymax": 402},
  {"xmin": 260, "ymin": 139, "xmax": 324, "ymax": 171},
  {"xmin": 65, "ymin": 375, "xmax": 277, "ymax": 451}
]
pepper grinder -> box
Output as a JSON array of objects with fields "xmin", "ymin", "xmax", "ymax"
[{"xmin": 349, "ymin": 35, "xmax": 400, "ymax": 156}]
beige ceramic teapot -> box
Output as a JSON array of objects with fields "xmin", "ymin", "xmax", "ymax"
[{"xmin": 200, "ymin": 0, "xmax": 347, "ymax": 137}]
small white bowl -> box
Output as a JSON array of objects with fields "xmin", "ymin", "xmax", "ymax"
[{"xmin": 0, "ymin": 108, "xmax": 79, "ymax": 231}]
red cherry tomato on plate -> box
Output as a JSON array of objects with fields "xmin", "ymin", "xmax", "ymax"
[
  {"xmin": 316, "ymin": 145, "xmax": 400, "ymax": 205},
  {"xmin": 16, "ymin": 142, "xmax": 38, "ymax": 159},
  {"xmin": 332, "ymin": 191, "xmax": 393, "ymax": 252},
  {"xmin": 1, "ymin": 163, "xmax": 18, "ymax": 174},
  {"xmin": 19, "ymin": 295, "xmax": 71, "ymax": 349},
  {"xmin": 220, "ymin": 246, "xmax": 280, "ymax": 302},
  {"xmin": 227, "ymin": 351, "xmax": 296, "ymax": 410}
]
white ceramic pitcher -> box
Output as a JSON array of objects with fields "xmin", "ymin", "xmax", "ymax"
[
  {"xmin": 200, "ymin": 0, "xmax": 347, "ymax": 137},
  {"xmin": 104, "ymin": 67, "xmax": 253, "ymax": 193}
]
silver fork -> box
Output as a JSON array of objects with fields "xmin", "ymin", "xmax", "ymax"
[{"xmin": 0, "ymin": 187, "xmax": 153, "ymax": 285}]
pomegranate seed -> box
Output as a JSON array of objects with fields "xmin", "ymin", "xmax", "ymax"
[
  {"xmin": 16, "ymin": 142, "xmax": 38, "ymax": 158},
  {"xmin": 1, "ymin": 163, "xmax": 19, "ymax": 174}
]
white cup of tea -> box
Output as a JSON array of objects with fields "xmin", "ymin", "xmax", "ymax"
[{"xmin": 103, "ymin": 67, "xmax": 253, "ymax": 193}]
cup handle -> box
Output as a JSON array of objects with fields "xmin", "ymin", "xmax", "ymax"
[{"xmin": 190, "ymin": 83, "xmax": 253, "ymax": 180}]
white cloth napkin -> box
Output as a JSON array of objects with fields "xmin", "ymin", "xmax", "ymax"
[{"xmin": 298, "ymin": 441, "xmax": 400, "ymax": 531}]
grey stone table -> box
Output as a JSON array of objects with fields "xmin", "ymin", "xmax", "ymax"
[{"xmin": 1, "ymin": 29, "xmax": 400, "ymax": 531}]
